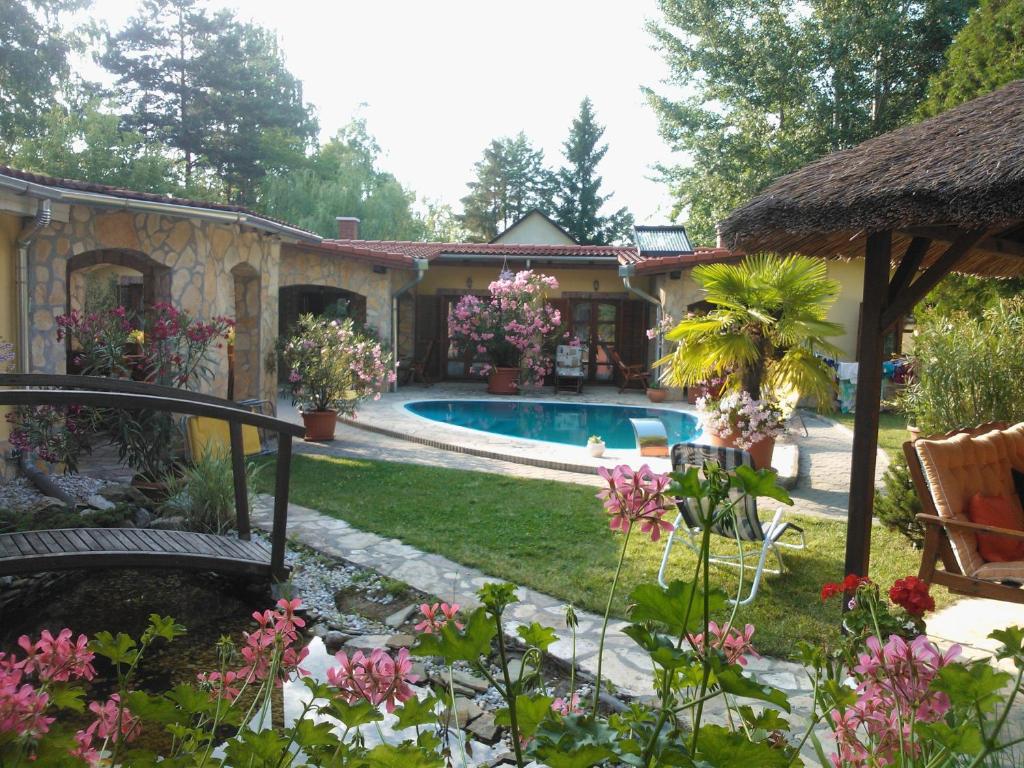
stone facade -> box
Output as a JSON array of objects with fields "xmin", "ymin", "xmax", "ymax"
[{"xmin": 26, "ymin": 207, "xmax": 280, "ymax": 404}]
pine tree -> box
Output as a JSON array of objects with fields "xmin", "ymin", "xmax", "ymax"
[
  {"xmin": 551, "ymin": 98, "xmax": 634, "ymax": 245},
  {"xmin": 459, "ymin": 133, "xmax": 550, "ymax": 241}
]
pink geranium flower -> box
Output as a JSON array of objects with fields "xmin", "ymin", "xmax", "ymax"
[
  {"xmin": 327, "ymin": 648, "xmax": 417, "ymax": 713},
  {"xmin": 596, "ymin": 464, "xmax": 675, "ymax": 542},
  {"xmin": 414, "ymin": 602, "xmax": 463, "ymax": 634}
]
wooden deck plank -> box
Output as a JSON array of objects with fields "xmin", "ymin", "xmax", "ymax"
[{"xmin": 0, "ymin": 526, "xmax": 279, "ymax": 578}]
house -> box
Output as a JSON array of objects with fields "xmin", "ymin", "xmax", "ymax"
[{"xmin": 0, "ymin": 165, "xmax": 870, "ymax": 446}]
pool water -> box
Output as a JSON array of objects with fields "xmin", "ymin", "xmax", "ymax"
[{"xmin": 405, "ymin": 399, "xmax": 700, "ymax": 449}]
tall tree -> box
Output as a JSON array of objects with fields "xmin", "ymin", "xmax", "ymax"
[
  {"xmin": 100, "ymin": 0, "xmax": 316, "ymax": 201},
  {"xmin": 260, "ymin": 118, "xmax": 424, "ymax": 241},
  {"xmin": 550, "ymin": 98, "xmax": 634, "ymax": 245},
  {"xmin": 0, "ymin": 0, "xmax": 88, "ymax": 156},
  {"xmin": 459, "ymin": 133, "xmax": 550, "ymax": 241},
  {"xmin": 646, "ymin": 0, "xmax": 975, "ymax": 245},
  {"xmin": 918, "ymin": 0, "xmax": 1024, "ymax": 116}
]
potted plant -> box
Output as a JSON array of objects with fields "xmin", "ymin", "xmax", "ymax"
[
  {"xmin": 647, "ymin": 386, "xmax": 669, "ymax": 403},
  {"xmin": 448, "ymin": 270, "xmax": 562, "ymax": 395},
  {"xmin": 283, "ymin": 314, "xmax": 395, "ymax": 441},
  {"xmin": 660, "ymin": 255, "xmax": 844, "ymax": 451},
  {"xmin": 697, "ymin": 390, "xmax": 786, "ymax": 469},
  {"xmin": 587, "ymin": 434, "xmax": 606, "ymax": 457}
]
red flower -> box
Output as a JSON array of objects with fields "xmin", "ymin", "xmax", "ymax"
[
  {"xmin": 889, "ymin": 576, "xmax": 935, "ymax": 617},
  {"xmin": 820, "ymin": 581, "xmax": 842, "ymax": 601},
  {"xmin": 821, "ymin": 574, "xmax": 872, "ymax": 601}
]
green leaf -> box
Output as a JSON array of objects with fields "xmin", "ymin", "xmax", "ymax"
[
  {"xmin": 932, "ymin": 662, "xmax": 1012, "ymax": 714},
  {"xmin": 534, "ymin": 743, "xmax": 615, "ymax": 768},
  {"xmin": 731, "ymin": 465, "xmax": 793, "ymax": 505},
  {"xmin": 627, "ymin": 580, "xmax": 728, "ymax": 634},
  {"xmin": 991, "ymin": 626, "xmax": 1024, "ymax": 664},
  {"xmin": 669, "ymin": 467, "xmax": 703, "ymax": 500},
  {"xmin": 694, "ymin": 724, "xmax": 793, "ymax": 767},
  {"xmin": 392, "ymin": 693, "xmax": 438, "ymax": 730},
  {"xmin": 146, "ymin": 613, "xmax": 187, "ymax": 642},
  {"xmin": 736, "ymin": 705, "xmax": 790, "ymax": 733},
  {"xmin": 325, "ymin": 698, "xmax": 383, "ymax": 728},
  {"xmin": 354, "ymin": 743, "xmax": 445, "ymax": 768},
  {"xmin": 290, "ymin": 718, "xmax": 338, "ymax": 750},
  {"xmin": 518, "ymin": 622, "xmax": 558, "ymax": 652},
  {"xmin": 495, "ymin": 694, "xmax": 554, "ymax": 741},
  {"xmin": 48, "ymin": 683, "xmax": 86, "ymax": 713},
  {"xmin": 622, "ymin": 624, "xmax": 696, "ymax": 671},
  {"xmin": 712, "ymin": 660, "xmax": 791, "ymax": 713},
  {"xmin": 914, "ymin": 721, "xmax": 983, "ymax": 755},
  {"xmin": 413, "ymin": 606, "xmax": 496, "ymax": 663},
  {"xmin": 166, "ymin": 683, "xmax": 216, "ymax": 717},
  {"xmin": 223, "ymin": 728, "xmax": 291, "ymax": 766},
  {"xmin": 90, "ymin": 630, "xmax": 138, "ymax": 665},
  {"xmin": 477, "ymin": 582, "xmax": 519, "ymax": 615}
]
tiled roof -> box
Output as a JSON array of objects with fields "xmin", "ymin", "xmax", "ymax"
[
  {"xmin": 0, "ymin": 165, "xmax": 320, "ymax": 239},
  {"xmin": 321, "ymin": 239, "xmax": 637, "ymax": 260},
  {"xmin": 627, "ymin": 248, "xmax": 741, "ymax": 274}
]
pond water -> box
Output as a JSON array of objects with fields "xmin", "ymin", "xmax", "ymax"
[{"xmin": 406, "ymin": 398, "xmax": 701, "ymax": 449}]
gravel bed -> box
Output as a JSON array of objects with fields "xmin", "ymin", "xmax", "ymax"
[
  {"xmin": 0, "ymin": 477, "xmax": 48, "ymax": 510},
  {"xmin": 51, "ymin": 474, "xmax": 111, "ymax": 502}
]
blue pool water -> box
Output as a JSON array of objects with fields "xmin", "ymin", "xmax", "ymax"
[{"xmin": 405, "ymin": 399, "xmax": 700, "ymax": 449}]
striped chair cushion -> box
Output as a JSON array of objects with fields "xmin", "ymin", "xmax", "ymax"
[{"xmin": 671, "ymin": 442, "xmax": 765, "ymax": 542}]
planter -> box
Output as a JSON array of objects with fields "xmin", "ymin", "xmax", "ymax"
[
  {"xmin": 487, "ymin": 367, "xmax": 520, "ymax": 395},
  {"xmin": 647, "ymin": 388, "xmax": 669, "ymax": 404},
  {"xmin": 707, "ymin": 430, "xmax": 776, "ymax": 470},
  {"xmin": 302, "ymin": 409, "xmax": 339, "ymax": 442},
  {"xmin": 587, "ymin": 441, "xmax": 606, "ymax": 457}
]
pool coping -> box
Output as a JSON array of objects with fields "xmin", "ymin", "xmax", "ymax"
[{"xmin": 337, "ymin": 385, "xmax": 800, "ymax": 487}]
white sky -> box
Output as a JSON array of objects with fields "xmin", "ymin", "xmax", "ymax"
[{"xmin": 77, "ymin": 0, "xmax": 682, "ymax": 223}]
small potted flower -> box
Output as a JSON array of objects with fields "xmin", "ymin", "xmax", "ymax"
[
  {"xmin": 587, "ymin": 434, "xmax": 606, "ymax": 457},
  {"xmin": 697, "ymin": 391, "xmax": 785, "ymax": 469},
  {"xmin": 283, "ymin": 314, "xmax": 395, "ymax": 441}
]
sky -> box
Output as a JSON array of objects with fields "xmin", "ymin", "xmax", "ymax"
[{"xmin": 78, "ymin": 0, "xmax": 683, "ymax": 224}]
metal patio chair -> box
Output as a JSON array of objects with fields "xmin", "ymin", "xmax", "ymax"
[{"xmin": 658, "ymin": 441, "xmax": 806, "ymax": 605}]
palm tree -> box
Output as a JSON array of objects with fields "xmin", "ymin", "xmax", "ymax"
[{"xmin": 658, "ymin": 254, "xmax": 844, "ymax": 406}]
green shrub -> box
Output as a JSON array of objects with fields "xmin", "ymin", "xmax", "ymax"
[
  {"xmin": 161, "ymin": 450, "xmax": 259, "ymax": 534},
  {"xmin": 901, "ymin": 298, "xmax": 1024, "ymax": 432},
  {"xmin": 874, "ymin": 453, "xmax": 923, "ymax": 547}
]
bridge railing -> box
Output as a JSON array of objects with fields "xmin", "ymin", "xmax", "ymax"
[{"xmin": 0, "ymin": 373, "xmax": 305, "ymax": 580}]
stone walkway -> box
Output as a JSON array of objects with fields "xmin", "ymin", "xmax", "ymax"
[{"xmin": 251, "ymin": 496, "xmax": 816, "ymax": 726}]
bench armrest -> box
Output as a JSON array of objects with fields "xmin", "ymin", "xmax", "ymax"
[{"xmin": 916, "ymin": 513, "xmax": 1024, "ymax": 542}]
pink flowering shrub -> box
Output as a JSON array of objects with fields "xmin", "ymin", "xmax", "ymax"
[
  {"xmin": 6, "ymin": 404, "xmax": 94, "ymax": 471},
  {"xmin": 283, "ymin": 314, "xmax": 395, "ymax": 414},
  {"xmin": 697, "ymin": 390, "xmax": 786, "ymax": 450},
  {"xmin": 447, "ymin": 270, "xmax": 562, "ymax": 385}
]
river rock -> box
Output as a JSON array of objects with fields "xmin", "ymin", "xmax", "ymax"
[
  {"xmin": 342, "ymin": 634, "xmax": 392, "ymax": 654},
  {"xmin": 447, "ymin": 696, "xmax": 482, "ymax": 728},
  {"xmin": 150, "ymin": 516, "xmax": 185, "ymax": 531},
  {"xmin": 134, "ymin": 508, "xmax": 154, "ymax": 528},
  {"xmin": 385, "ymin": 634, "xmax": 414, "ymax": 650},
  {"xmin": 385, "ymin": 603, "xmax": 418, "ymax": 628},
  {"xmin": 98, "ymin": 484, "xmax": 148, "ymax": 505},
  {"xmin": 324, "ymin": 631, "xmax": 351, "ymax": 652},
  {"xmin": 85, "ymin": 494, "xmax": 116, "ymax": 511},
  {"xmin": 466, "ymin": 711, "xmax": 501, "ymax": 744},
  {"xmin": 450, "ymin": 669, "xmax": 490, "ymax": 693}
]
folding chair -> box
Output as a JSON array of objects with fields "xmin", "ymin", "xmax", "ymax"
[
  {"xmin": 553, "ymin": 345, "xmax": 584, "ymax": 393},
  {"xmin": 658, "ymin": 442, "xmax": 806, "ymax": 605}
]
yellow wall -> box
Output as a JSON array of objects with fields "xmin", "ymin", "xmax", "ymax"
[
  {"xmin": 416, "ymin": 264, "xmax": 622, "ymax": 297},
  {"xmin": 493, "ymin": 213, "xmax": 574, "ymax": 245},
  {"xmin": 0, "ymin": 214, "xmax": 20, "ymax": 443},
  {"xmin": 825, "ymin": 258, "xmax": 865, "ymax": 360}
]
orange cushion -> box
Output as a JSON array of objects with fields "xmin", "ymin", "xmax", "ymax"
[{"xmin": 967, "ymin": 493, "xmax": 1024, "ymax": 562}]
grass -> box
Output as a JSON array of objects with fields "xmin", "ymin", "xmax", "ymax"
[
  {"xmin": 828, "ymin": 410, "xmax": 909, "ymax": 458},
  {"xmin": 258, "ymin": 453, "xmax": 952, "ymax": 659}
]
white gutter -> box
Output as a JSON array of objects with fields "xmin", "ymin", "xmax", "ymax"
[
  {"xmin": 15, "ymin": 200, "xmax": 52, "ymax": 372},
  {"xmin": 0, "ymin": 173, "xmax": 321, "ymax": 243},
  {"xmin": 391, "ymin": 257, "xmax": 429, "ymax": 391},
  {"xmin": 619, "ymin": 263, "xmax": 664, "ymax": 365},
  {"xmin": 436, "ymin": 253, "xmax": 621, "ymax": 263}
]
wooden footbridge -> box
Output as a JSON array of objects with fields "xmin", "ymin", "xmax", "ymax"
[{"xmin": 0, "ymin": 374, "xmax": 305, "ymax": 581}]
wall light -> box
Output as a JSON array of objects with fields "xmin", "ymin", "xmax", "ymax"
[
  {"xmin": 466, "ymin": 276, "xmax": 473, "ymax": 289},
  {"xmin": 593, "ymin": 280, "xmax": 600, "ymax": 292}
]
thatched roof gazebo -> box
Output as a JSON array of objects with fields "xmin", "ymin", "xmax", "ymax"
[{"xmin": 718, "ymin": 79, "xmax": 1024, "ymax": 579}]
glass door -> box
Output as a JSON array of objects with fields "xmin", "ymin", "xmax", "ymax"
[{"xmin": 571, "ymin": 300, "xmax": 619, "ymax": 382}]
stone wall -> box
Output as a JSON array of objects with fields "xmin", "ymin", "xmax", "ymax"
[
  {"xmin": 26, "ymin": 207, "xmax": 280, "ymax": 404},
  {"xmin": 279, "ymin": 246, "xmax": 395, "ymax": 342}
]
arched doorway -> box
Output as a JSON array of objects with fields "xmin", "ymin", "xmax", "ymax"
[
  {"xmin": 278, "ymin": 285, "xmax": 367, "ymax": 340},
  {"xmin": 65, "ymin": 249, "xmax": 171, "ymax": 374},
  {"xmin": 230, "ymin": 263, "xmax": 262, "ymax": 401}
]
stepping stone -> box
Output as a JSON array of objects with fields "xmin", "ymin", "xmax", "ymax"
[
  {"xmin": 466, "ymin": 711, "xmax": 501, "ymax": 745},
  {"xmin": 385, "ymin": 604, "xmax": 419, "ymax": 628},
  {"xmin": 445, "ymin": 696, "xmax": 482, "ymax": 728},
  {"xmin": 385, "ymin": 634, "xmax": 415, "ymax": 650},
  {"xmin": 450, "ymin": 669, "xmax": 490, "ymax": 693},
  {"xmin": 342, "ymin": 634, "xmax": 391, "ymax": 654}
]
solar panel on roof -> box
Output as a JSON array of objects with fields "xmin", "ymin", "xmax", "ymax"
[{"xmin": 634, "ymin": 226, "xmax": 692, "ymax": 254}]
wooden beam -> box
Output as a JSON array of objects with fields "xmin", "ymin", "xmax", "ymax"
[
  {"xmin": 880, "ymin": 229, "xmax": 985, "ymax": 330},
  {"xmin": 844, "ymin": 231, "xmax": 892, "ymax": 579},
  {"xmin": 886, "ymin": 237, "xmax": 931, "ymax": 306},
  {"xmin": 902, "ymin": 227, "xmax": 1024, "ymax": 259}
]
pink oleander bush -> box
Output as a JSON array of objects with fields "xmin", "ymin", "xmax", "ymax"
[
  {"xmin": 447, "ymin": 270, "xmax": 562, "ymax": 385},
  {"xmin": 283, "ymin": 313, "xmax": 395, "ymax": 414}
]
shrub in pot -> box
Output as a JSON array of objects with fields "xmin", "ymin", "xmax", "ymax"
[
  {"xmin": 697, "ymin": 391, "xmax": 785, "ymax": 469},
  {"xmin": 447, "ymin": 270, "xmax": 562, "ymax": 394},
  {"xmin": 283, "ymin": 314, "xmax": 395, "ymax": 441},
  {"xmin": 586, "ymin": 434, "xmax": 605, "ymax": 456}
]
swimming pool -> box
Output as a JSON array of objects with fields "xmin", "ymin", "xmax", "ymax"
[{"xmin": 404, "ymin": 399, "xmax": 700, "ymax": 449}]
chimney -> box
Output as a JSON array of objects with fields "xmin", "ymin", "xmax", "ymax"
[{"xmin": 336, "ymin": 216, "xmax": 360, "ymax": 240}]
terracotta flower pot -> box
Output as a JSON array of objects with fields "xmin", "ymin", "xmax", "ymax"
[
  {"xmin": 707, "ymin": 430, "xmax": 776, "ymax": 470},
  {"xmin": 487, "ymin": 367, "xmax": 520, "ymax": 395},
  {"xmin": 647, "ymin": 388, "xmax": 669, "ymax": 403},
  {"xmin": 302, "ymin": 409, "xmax": 339, "ymax": 441}
]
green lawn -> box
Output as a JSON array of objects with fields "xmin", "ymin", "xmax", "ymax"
[
  {"xmin": 259, "ymin": 453, "xmax": 949, "ymax": 659},
  {"xmin": 828, "ymin": 411, "xmax": 909, "ymax": 458}
]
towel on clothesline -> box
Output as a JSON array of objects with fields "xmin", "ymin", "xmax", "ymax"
[{"xmin": 837, "ymin": 362, "xmax": 859, "ymax": 383}]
